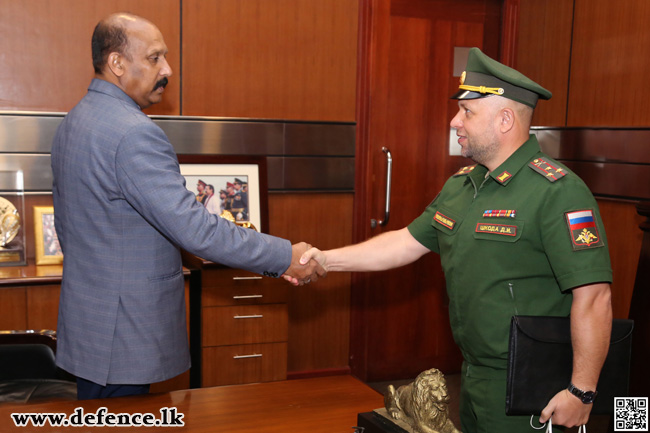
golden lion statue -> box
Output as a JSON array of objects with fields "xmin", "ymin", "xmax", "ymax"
[{"xmin": 384, "ymin": 368, "xmax": 460, "ymax": 433}]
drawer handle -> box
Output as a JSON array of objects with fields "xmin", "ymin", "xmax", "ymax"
[
  {"xmin": 233, "ymin": 295, "xmax": 263, "ymax": 299},
  {"xmin": 232, "ymin": 276, "xmax": 263, "ymax": 281},
  {"xmin": 233, "ymin": 314, "xmax": 264, "ymax": 319},
  {"xmin": 233, "ymin": 353, "xmax": 263, "ymax": 359}
]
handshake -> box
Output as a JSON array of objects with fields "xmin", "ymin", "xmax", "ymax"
[{"xmin": 282, "ymin": 242, "xmax": 327, "ymax": 286}]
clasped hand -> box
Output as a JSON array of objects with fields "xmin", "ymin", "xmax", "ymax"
[
  {"xmin": 540, "ymin": 389, "xmax": 592, "ymax": 428},
  {"xmin": 282, "ymin": 243, "xmax": 327, "ymax": 286}
]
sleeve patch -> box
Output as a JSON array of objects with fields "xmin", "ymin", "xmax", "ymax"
[{"xmin": 565, "ymin": 209, "xmax": 604, "ymax": 250}]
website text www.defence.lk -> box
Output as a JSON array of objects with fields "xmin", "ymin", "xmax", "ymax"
[{"xmin": 10, "ymin": 406, "xmax": 184, "ymax": 428}]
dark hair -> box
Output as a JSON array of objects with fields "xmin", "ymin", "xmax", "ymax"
[
  {"xmin": 206, "ymin": 185, "xmax": 215, "ymax": 193},
  {"xmin": 91, "ymin": 20, "xmax": 131, "ymax": 74}
]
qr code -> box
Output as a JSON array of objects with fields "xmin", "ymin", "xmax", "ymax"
[{"xmin": 615, "ymin": 397, "xmax": 648, "ymax": 431}]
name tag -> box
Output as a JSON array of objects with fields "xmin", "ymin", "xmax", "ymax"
[
  {"xmin": 433, "ymin": 211, "xmax": 455, "ymax": 230},
  {"xmin": 475, "ymin": 223, "xmax": 517, "ymax": 236}
]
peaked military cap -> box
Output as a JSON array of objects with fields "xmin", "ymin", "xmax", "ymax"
[{"xmin": 451, "ymin": 47, "xmax": 552, "ymax": 108}]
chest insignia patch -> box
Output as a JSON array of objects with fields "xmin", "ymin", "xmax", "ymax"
[
  {"xmin": 496, "ymin": 171, "xmax": 512, "ymax": 184},
  {"xmin": 566, "ymin": 210, "xmax": 604, "ymax": 250},
  {"xmin": 453, "ymin": 165, "xmax": 477, "ymax": 176},
  {"xmin": 433, "ymin": 211, "xmax": 456, "ymax": 230},
  {"xmin": 529, "ymin": 158, "xmax": 567, "ymax": 182},
  {"xmin": 483, "ymin": 209, "xmax": 516, "ymax": 218},
  {"xmin": 475, "ymin": 223, "xmax": 517, "ymax": 236}
]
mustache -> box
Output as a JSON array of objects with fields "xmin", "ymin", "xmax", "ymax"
[{"xmin": 154, "ymin": 77, "xmax": 169, "ymax": 90}]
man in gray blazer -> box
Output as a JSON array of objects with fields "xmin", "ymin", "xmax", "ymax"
[{"xmin": 51, "ymin": 12, "xmax": 324, "ymax": 400}]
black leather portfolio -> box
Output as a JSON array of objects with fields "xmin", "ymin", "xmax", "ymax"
[{"xmin": 506, "ymin": 315, "xmax": 634, "ymax": 416}]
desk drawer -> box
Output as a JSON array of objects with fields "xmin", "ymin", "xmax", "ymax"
[
  {"xmin": 202, "ymin": 269, "xmax": 289, "ymax": 307},
  {"xmin": 202, "ymin": 304, "xmax": 288, "ymax": 346},
  {"xmin": 202, "ymin": 342, "xmax": 287, "ymax": 386}
]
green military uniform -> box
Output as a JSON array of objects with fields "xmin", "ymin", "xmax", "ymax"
[{"xmin": 406, "ymin": 48, "xmax": 613, "ymax": 433}]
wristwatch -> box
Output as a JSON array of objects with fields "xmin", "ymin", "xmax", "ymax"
[{"xmin": 568, "ymin": 383, "xmax": 598, "ymax": 404}]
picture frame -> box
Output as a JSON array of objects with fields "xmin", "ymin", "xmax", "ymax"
[
  {"xmin": 33, "ymin": 206, "xmax": 63, "ymax": 265},
  {"xmin": 178, "ymin": 155, "xmax": 269, "ymax": 234}
]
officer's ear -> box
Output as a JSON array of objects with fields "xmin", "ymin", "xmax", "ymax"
[
  {"xmin": 107, "ymin": 52, "xmax": 125, "ymax": 77},
  {"xmin": 498, "ymin": 107, "xmax": 515, "ymax": 134}
]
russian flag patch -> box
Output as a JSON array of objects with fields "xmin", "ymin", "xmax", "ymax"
[{"xmin": 565, "ymin": 210, "xmax": 604, "ymax": 250}]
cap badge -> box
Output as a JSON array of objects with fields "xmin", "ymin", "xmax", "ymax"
[{"xmin": 460, "ymin": 71, "xmax": 466, "ymax": 85}]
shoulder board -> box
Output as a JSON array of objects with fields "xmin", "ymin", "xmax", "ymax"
[
  {"xmin": 453, "ymin": 164, "xmax": 477, "ymax": 177},
  {"xmin": 528, "ymin": 157, "xmax": 567, "ymax": 182}
]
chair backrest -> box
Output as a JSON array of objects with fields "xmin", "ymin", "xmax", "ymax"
[
  {"xmin": 0, "ymin": 344, "xmax": 58, "ymax": 381},
  {"xmin": 0, "ymin": 330, "xmax": 57, "ymax": 353}
]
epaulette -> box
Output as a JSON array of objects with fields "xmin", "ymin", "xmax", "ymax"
[
  {"xmin": 528, "ymin": 157, "xmax": 567, "ymax": 182},
  {"xmin": 453, "ymin": 164, "xmax": 477, "ymax": 177}
]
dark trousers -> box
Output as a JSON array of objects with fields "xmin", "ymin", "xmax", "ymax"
[{"xmin": 77, "ymin": 377, "xmax": 150, "ymax": 400}]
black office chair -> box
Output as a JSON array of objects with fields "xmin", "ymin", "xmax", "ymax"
[{"xmin": 0, "ymin": 330, "xmax": 76, "ymax": 403}]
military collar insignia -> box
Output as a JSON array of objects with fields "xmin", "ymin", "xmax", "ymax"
[
  {"xmin": 529, "ymin": 157, "xmax": 567, "ymax": 182},
  {"xmin": 495, "ymin": 171, "xmax": 512, "ymax": 184},
  {"xmin": 453, "ymin": 164, "xmax": 477, "ymax": 177}
]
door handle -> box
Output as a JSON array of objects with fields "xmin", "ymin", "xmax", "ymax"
[
  {"xmin": 233, "ymin": 353, "xmax": 263, "ymax": 359},
  {"xmin": 371, "ymin": 147, "xmax": 392, "ymax": 228}
]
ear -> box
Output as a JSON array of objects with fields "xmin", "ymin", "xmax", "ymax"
[
  {"xmin": 107, "ymin": 52, "xmax": 125, "ymax": 77},
  {"xmin": 498, "ymin": 107, "xmax": 515, "ymax": 133}
]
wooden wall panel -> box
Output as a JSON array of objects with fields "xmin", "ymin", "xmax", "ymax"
[
  {"xmin": 181, "ymin": 0, "xmax": 358, "ymax": 121},
  {"xmin": 597, "ymin": 199, "xmax": 644, "ymax": 320},
  {"xmin": 514, "ymin": 0, "xmax": 573, "ymax": 127},
  {"xmin": 26, "ymin": 285, "xmax": 61, "ymax": 330},
  {"xmin": 0, "ymin": 288, "xmax": 26, "ymax": 330},
  {"xmin": 267, "ymin": 193, "xmax": 352, "ymax": 373},
  {"xmin": 0, "ymin": 0, "xmax": 181, "ymax": 115},
  {"xmin": 568, "ymin": 0, "xmax": 650, "ymax": 126}
]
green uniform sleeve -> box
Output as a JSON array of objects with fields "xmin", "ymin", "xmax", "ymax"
[
  {"xmin": 408, "ymin": 200, "xmax": 441, "ymax": 254},
  {"xmin": 541, "ymin": 177, "xmax": 613, "ymax": 291}
]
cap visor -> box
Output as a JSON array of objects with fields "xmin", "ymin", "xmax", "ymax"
[{"xmin": 450, "ymin": 89, "xmax": 489, "ymax": 100}]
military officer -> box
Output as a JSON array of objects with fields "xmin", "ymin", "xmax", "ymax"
[
  {"xmin": 219, "ymin": 189, "xmax": 230, "ymax": 213},
  {"xmin": 195, "ymin": 179, "xmax": 207, "ymax": 204},
  {"xmin": 296, "ymin": 48, "xmax": 612, "ymax": 433},
  {"xmin": 232, "ymin": 177, "xmax": 248, "ymax": 221}
]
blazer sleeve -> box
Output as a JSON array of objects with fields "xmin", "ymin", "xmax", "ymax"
[{"xmin": 114, "ymin": 121, "xmax": 292, "ymax": 277}]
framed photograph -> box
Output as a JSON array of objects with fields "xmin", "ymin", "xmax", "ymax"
[
  {"xmin": 178, "ymin": 155, "xmax": 269, "ymax": 233},
  {"xmin": 33, "ymin": 206, "xmax": 63, "ymax": 265}
]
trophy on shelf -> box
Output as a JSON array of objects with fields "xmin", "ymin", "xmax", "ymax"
[
  {"xmin": 0, "ymin": 199, "xmax": 21, "ymax": 249},
  {"xmin": 0, "ymin": 171, "xmax": 27, "ymax": 266}
]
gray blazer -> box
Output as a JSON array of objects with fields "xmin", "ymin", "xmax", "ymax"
[{"xmin": 51, "ymin": 79, "xmax": 291, "ymax": 386}]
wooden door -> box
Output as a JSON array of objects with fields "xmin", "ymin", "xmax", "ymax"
[{"xmin": 352, "ymin": 0, "xmax": 506, "ymax": 381}]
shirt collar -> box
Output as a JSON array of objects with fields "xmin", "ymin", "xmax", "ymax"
[
  {"xmin": 88, "ymin": 78, "xmax": 141, "ymax": 110},
  {"xmin": 488, "ymin": 134, "xmax": 541, "ymax": 186}
]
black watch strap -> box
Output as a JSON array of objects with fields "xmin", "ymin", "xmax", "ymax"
[{"xmin": 568, "ymin": 383, "xmax": 598, "ymax": 404}]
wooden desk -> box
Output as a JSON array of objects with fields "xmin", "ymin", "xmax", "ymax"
[{"xmin": 0, "ymin": 375, "xmax": 383, "ymax": 432}]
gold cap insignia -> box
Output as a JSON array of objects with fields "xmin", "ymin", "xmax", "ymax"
[{"xmin": 460, "ymin": 71, "xmax": 466, "ymax": 85}]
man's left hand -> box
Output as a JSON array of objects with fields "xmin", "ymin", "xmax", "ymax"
[{"xmin": 540, "ymin": 389, "xmax": 592, "ymax": 428}]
